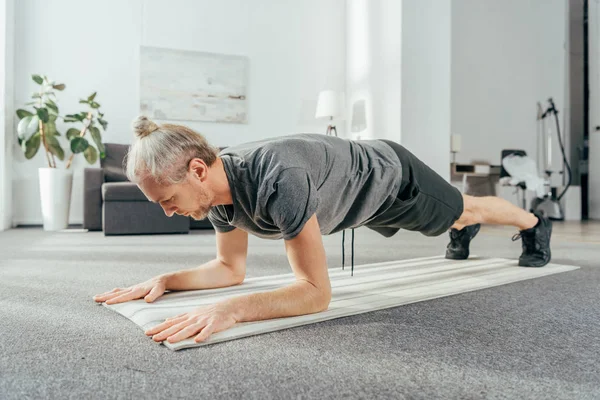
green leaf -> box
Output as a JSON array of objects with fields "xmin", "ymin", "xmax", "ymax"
[
  {"xmin": 70, "ymin": 137, "xmax": 89, "ymax": 153},
  {"xmin": 23, "ymin": 132, "xmax": 41, "ymax": 159},
  {"xmin": 17, "ymin": 116, "xmax": 32, "ymax": 137},
  {"xmin": 16, "ymin": 109, "xmax": 33, "ymax": 119},
  {"xmin": 32, "ymin": 75, "xmax": 43, "ymax": 85},
  {"xmin": 88, "ymin": 92, "xmax": 97, "ymax": 102},
  {"xmin": 79, "ymin": 99, "xmax": 89, "ymax": 104},
  {"xmin": 17, "ymin": 115, "xmax": 39, "ymax": 140},
  {"xmin": 89, "ymin": 126, "xmax": 104, "ymax": 153},
  {"xmin": 45, "ymin": 98, "xmax": 58, "ymax": 109},
  {"xmin": 44, "ymin": 121, "xmax": 58, "ymax": 136},
  {"xmin": 65, "ymin": 113, "xmax": 85, "ymax": 122},
  {"xmin": 98, "ymin": 118, "xmax": 108, "ymax": 131},
  {"xmin": 27, "ymin": 115, "xmax": 40, "ymax": 136},
  {"xmin": 45, "ymin": 102, "xmax": 58, "ymax": 113},
  {"xmin": 90, "ymin": 102, "xmax": 100, "ymax": 109},
  {"xmin": 36, "ymin": 107, "xmax": 49, "ymax": 123},
  {"xmin": 49, "ymin": 113, "xmax": 57, "ymax": 122},
  {"xmin": 52, "ymin": 83, "xmax": 65, "ymax": 91},
  {"xmin": 32, "ymin": 93, "xmax": 41, "ymax": 98},
  {"xmin": 45, "ymin": 132, "xmax": 58, "ymax": 145},
  {"xmin": 66, "ymin": 128, "xmax": 81, "ymax": 140},
  {"xmin": 46, "ymin": 135, "xmax": 65, "ymax": 161},
  {"xmin": 83, "ymin": 145, "xmax": 98, "ymax": 164},
  {"xmin": 63, "ymin": 114, "xmax": 79, "ymax": 122},
  {"xmin": 99, "ymin": 151, "xmax": 106, "ymax": 159}
]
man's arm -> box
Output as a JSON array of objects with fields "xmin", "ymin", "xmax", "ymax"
[
  {"xmin": 223, "ymin": 213, "xmax": 331, "ymax": 322},
  {"xmin": 163, "ymin": 259, "xmax": 242, "ymax": 290},
  {"xmin": 164, "ymin": 227, "xmax": 248, "ymax": 290},
  {"xmin": 94, "ymin": 228, "xmax": 248, "ymax": 305}
]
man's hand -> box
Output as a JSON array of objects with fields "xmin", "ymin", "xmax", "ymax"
[
  {"xmin": 93, "ymin": 275, "xmax": 169, "ymax": 305},
  {"xmin": 144, "ymin": 302, "xmax": 237, "ymax": 344}
]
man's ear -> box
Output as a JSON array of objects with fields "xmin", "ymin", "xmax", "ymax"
[{"xmin": 188, "ymin": 158, "xmax": 208, "ymax": 181}]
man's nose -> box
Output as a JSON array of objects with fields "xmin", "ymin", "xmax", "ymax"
[{"xmin": 161, "ymin": 204, "xmax": 177, "ymax": 217}]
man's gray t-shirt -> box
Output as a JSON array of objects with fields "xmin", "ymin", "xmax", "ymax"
[{"xmin": 207, "ymin": 133, "xmax": 403, "ymax": 240}]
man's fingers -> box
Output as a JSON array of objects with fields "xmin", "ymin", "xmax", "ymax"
[
  {"xmin": 93, "ymin": 288, "xmax": 130, "ymax": 302},
  {"xmin": 145, "ymin": 316, "xmax": 187, "ymax": 336},
  {"xmin": 144, "ymin": 285, "xmax": 164, "ymax": 303},
  {"xmin": 97, "ymin": 288, "xmax": 132, "ymax": 302},
  {"xmin": 166, "ymin": 323, "xmax": 205, "ymax": 344},
  {"xmin": 150, "ymin": 320, "xmax": 197, "ymax": 342},
  {"xmin": 104, "ymin": 288, "xmax": 142, "ymax": 305},
  {"xmin": 93, "ymin": 288, "xmax": 123, "ymax": 298},
  {"xmin": 194, "ymin": 323, "xmax": 215, "ymax": 343}
]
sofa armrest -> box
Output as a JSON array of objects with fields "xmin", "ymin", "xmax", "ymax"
[{"xmin": 83, "ymin": 168, "xmax": 104, "ymax": 231}]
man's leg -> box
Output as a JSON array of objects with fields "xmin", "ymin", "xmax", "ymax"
[
  {"xmin": 446, "ymin": 194, "xmax": 552, "ymax": 267},
  {"xmin": 376, "ymin": 139, "xmax": 552, "ymax": 267},
  {"xmin": 451, "ymin": 194, "xmax": 538, "ymax": 231}
]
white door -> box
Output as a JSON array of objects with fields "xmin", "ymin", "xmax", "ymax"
[{"xmin": 590, "ymin": 0, "xmax": 600, "ymax": 219}]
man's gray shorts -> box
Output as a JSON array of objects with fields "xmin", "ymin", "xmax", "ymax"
[{"xmin": 366, "ymin": 139, "xmax": 464, "ymax": 238}]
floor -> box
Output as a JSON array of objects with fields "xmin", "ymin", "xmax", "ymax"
[{"xmin": 1, "ymin": 221, "xmax": 599, "ymax": 399}]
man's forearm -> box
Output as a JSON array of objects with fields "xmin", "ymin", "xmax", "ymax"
[
  {"xmin": 163, "ymin": 258, "xmax": 243, "ymax": 291},
  {"xmin": 223, "ymin": 280, "xmax": 330, "ymax": 323}
]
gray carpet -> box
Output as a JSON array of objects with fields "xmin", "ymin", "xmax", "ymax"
[{"xmin": 1, "ymin": 225, "xmax": 599, "ymax": 399}]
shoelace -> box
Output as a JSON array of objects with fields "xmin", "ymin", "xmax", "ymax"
[
  {"xmin": 512, "ymin": 232, "xmax": 538, "ymax": 253},
  {"xmin": 341, "ymin": 228, "xmax": 355, "ymax": 276}
]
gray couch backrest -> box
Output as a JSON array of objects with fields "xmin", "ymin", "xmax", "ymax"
[{"xmin": 101, "ymin": 143, "xmax": 130, "ymax": 182}]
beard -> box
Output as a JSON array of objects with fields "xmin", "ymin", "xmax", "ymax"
[
  {"xmin": 189, "ymin": 187, "xmax": 214, "ymax": 221},
  {"xmin": 189, "ymin": 207, "xmax": 212, "ymax": 221}
]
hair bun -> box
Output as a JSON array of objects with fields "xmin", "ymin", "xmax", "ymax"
[{"xmin": 132, "ymin": 115, "xmax": 159, "ymax": 138}]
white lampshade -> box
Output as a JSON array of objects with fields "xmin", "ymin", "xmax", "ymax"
[
  {"xmin": 315, "ymin": 90, "xmax": 344, "ymax": 119},
  {"xmin": 450, "ymin": 134, "xmax": 462, "ymax": 152}
]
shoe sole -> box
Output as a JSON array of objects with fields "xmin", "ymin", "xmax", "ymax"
[
  {"xmin": 518, "ymin": 257, "xmax": 551, "ymax": 267},
  {"xmin": 445, "ymin": 252, "xmax": 469, "ymax": 260}
]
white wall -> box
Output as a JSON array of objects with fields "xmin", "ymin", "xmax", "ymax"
[
  {"xmin": 401, "ymin": 0, "xmax": 452, "ymax": 180},
  {"xmin": 346, "ymin": 0, "xmax": 401, "ymax": 143},
  {"xmin": 451, "ymin": 0, "xmax": 567, "ymax": 175},
  {"xmin": 12, "ymin": 0, "xmax": 346, "ymax": 225},
  {"xmin": 346, "ymin": 0, "xmax": 450, "ymax": 181},
  {"xmin": 0, "ymin": 0, "xmax": 14, "ymax": 231},
  {"xmin": 590, "ymin": 0, "xmax": 600, "ymax": 219}
]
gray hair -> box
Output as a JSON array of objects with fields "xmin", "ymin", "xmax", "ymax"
[{"xmin": 125, "ymin": 116, "xmax": 220, "ymax": 185}]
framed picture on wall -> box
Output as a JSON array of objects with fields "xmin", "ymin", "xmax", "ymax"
[{"xmin": 140, "ymin": 46, "xmax": 249, "ymax": 124}]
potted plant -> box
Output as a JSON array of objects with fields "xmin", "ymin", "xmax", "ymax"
[{"xmin": 16, "ymin": 74, "xmax": 107, "ymax": 231}]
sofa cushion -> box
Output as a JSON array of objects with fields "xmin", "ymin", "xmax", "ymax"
[
  {"xmin": 102, "ymin": 182, "xmax": 148, "ymax": 202},
  {"xmin": 101, "ymin": 143, "xmax": 130, "ymax": 182}
]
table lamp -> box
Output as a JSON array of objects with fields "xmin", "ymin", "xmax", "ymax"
[
  {"xmin": 315, "ymin": 90, "xmax": 344, "ymax": 136},
  {"xmin": 450, "ymin": 134, "xmax": 461, "ymax": 163}
]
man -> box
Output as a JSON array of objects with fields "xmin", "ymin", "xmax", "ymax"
[{"xmin": 93, "ymin": 116, "xmax": 552, "ymax": 345}]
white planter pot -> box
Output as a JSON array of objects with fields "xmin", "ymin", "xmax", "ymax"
[{"xmin": 38, "ymin": 168, "xmax": 73, "ymax": 231}]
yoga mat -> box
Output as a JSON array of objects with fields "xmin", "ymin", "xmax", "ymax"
[{"xmin": 102, "ymin": 256, "xmax": 579, "ymax": 351}]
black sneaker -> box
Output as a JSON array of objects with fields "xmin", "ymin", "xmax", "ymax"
[
  {"xmin": 512, "ymin": 212, "xmax": 552, "ymax": 267},
  {"xmin": 445, "ymin": 224, "xmax": 481, "ymax": 260}
]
